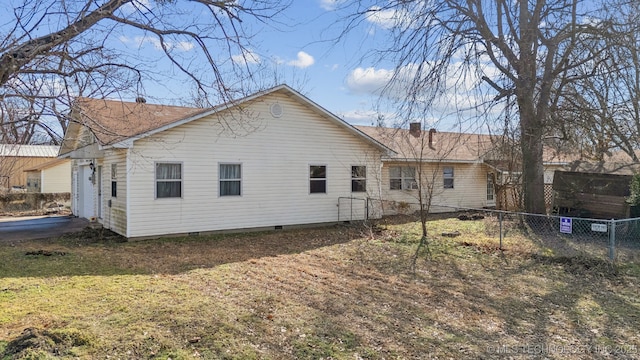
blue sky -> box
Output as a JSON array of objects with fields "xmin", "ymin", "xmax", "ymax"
[
  {"xmin": 107, "ymin": 0, "xmax": 502, "ymax": 131},
  {"xmin": 0, "ymin": 0, "xmax": 607, "ymax": 139},
  {"xmin": 0, "ymin": 0, "xmax": 491, "ymax": 131},
  {"xmin": 112, "ymin": 0, "xmax": 403, "ymax": 126}
]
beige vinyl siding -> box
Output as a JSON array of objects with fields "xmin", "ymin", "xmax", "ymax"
[
  {"xmin": 101, "ymin": 149, "xmax": 127, "ymax": 235},
  {"xmin": 124, "ymin": 92, "xmax": 383, "ymax": 238},
  {"xmin": 380, "ymin": 161, "xmax": 490, "ymax": 214},
  {"xmin": 0, "ymin": 157, "xmax": 56, "ymax": 189},
  {"xmin": 40, "ymin": 161, "xmax": 71, "ymax": 193}
]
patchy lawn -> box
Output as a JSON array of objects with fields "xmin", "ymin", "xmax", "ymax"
[{"xmin": 0, "ymin": 216, "xmax": 639, "ymax": 359}]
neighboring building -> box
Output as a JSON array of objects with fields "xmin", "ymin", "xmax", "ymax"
[
  {"xmin": 23, "ymin": 158, "xmax": 72, "ymax": 193},
  {"xmin": 0, "ymin": 144, "xmax": 60, "ymax": 192},
  {"xmin": 59, "ymin": 85, "xmax": 392, "ymax": 239}
]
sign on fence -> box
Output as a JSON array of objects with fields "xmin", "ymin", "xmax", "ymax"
[
  {"xmin": 591, "ymin": 223, "xmax": 608, "ymax": 233},
  {"xmin": 560, "ymin": 217, "xmax": 572, "ymax": 234}
]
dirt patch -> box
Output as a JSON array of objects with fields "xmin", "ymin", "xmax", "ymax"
[
  {"xmin": 2, "ymin": 328, "xmax": 92, "ymax": 358},
  {"xmin": 531, "ymin": 253, "xmax": 619, "ymax": 278},
  {"xmin": 25, "ymin": 250, "xmax": 67, "ymax": 256},
  {"xmin": 458, "ymin": 240, "xmax": 502, "ymax": 254},
  {"xmin": 59, "ymin": 226, "xmax": 126, "ymax": 243}
]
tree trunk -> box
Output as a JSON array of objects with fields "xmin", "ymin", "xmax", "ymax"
[
  {"xmin": 519, "ymin": 106, "xmax": 547, "ymax": 214},
  {"xmin": 516, "ymin": 0, "xmax": 547, "ymax": 215}
]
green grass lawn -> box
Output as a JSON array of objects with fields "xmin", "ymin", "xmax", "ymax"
[{"xmin": 0, "ymin": 216, "xmax": 639, "ymax": 359}]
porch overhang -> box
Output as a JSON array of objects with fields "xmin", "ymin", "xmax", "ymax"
[{"xmin": 58, "ymin": 143, "xmax": 104, "ymax": 159}]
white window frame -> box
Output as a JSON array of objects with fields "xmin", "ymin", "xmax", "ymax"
[
  {"xmin": 351, "ymin": 165, "xmax": 367, "ymax": 193},
  {"xmin": 487, "ymin": 173, "xmax": 495, "ymax": 201},
  {"xmin": 219, "ymin": 163, "xmax": 242, "ymax": 197},
  {"xmin": 155, "ymin": 162, "xmax": 183, "ymax": 199},
  {"xmin": 443, "ymin": 166, "xmax": 454, "ymax": 189},
  {"xmin": 389, "ymin": 166, "xmax": 417, "ymax": 190},
  {"xmin": 111, "ymin": 163, "xmax": 117, "ymax": 198},
  {"xmin": 309, "ymin": 165, "xmax": 327, "ymax": 194}
]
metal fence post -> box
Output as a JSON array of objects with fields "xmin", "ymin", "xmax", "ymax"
[
  {"xmin": 609, "ymin": 218, "xmax": 616, "ymax": 261},
  {"xmin": 499, "ymin": 211, "xmax": 503, "ymax": 250}
]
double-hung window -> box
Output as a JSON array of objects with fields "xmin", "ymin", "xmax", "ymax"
[
  {"xmin": 351, "ymin": 166, "xmax": 366, "ymax": 192},
  {"xmin": 310, "ymin": 165, "xmax": 327, "ymax": 194},
  {"xmin": 156, "ymin": 162, "xmax": 182, "ymax": 198},
  {"xmin": 220, "ymin": 163, "xmax": 242, "ymax": 196},
  {"xmin": 389, "ymin": 166, "xmax": 417, "ymax": 190},
  {"xmin": 443, "ymin": 166, "xmax": 454, "ymax": 189},
  {"xmin": 487, "ymin": 173, "xmax": 495, "ymax": 201},
  {"xmin": 111, "ymin": 163, "xmax": 117, "ymax": 197}
]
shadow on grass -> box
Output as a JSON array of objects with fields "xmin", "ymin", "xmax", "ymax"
[{"xmin": 0, "ymin": 224, "xmax": 365, "ymax": 278}]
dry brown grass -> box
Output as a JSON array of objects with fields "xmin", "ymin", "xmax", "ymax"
[{"xmin": 0, "ymin": 218, "xmax": 639, "ymax": 359}]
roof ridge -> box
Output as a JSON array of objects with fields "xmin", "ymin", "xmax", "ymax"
[{"xmin": 75, "ymin": 96, "xmax": 205, "ymax": 110}]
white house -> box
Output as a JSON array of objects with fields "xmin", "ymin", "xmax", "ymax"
[
  {"xmin": 356, "ymin": 124, "xmax": 577, "ymax": 213},
  {"xmin": 59, "ymin": 85, "xmax": 392, "ymax": 239},
  {"xmin": 356, "ymin": 125, "xmax": 500, "ymax": 213}
]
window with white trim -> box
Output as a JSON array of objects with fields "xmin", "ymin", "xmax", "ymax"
[
  {"xmin": 389, "ymin": 166, "xmax": 417, "ymax": 190},
  {"xmin": 487, "ymin": 173, "xmax": 495, "ymax": 201},
  {"xmin": 443, "ymin": 166, "xmax": 454, "ymax": 189},
  {"xmin": 310, "ymin": 165, "xmax": 327, "ymax": 193},
  {"xmin": 156, "ymin": 162, "xmax": 182, "ymax": 198},
  {"xmin": 351, "ymin": 165, "xmax": 366, "ymax": 192},
  {"xmin": 111, "ymin": 164, "xmax": 118, "ymax": 197},
  {"xmin": 220, "ymin": 163, "xmax": 242, "ymax": 196}
]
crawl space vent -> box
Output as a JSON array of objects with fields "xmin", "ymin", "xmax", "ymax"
[{"xmin": 270, "ymin": 103, "xmax": 283, "ymax": 118}]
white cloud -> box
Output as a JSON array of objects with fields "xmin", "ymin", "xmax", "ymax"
[
  {"xmin": 319, "ymin": 0, "xmax": 343, "ymax": 11},
  {"xmin": 174, "ymin": 41, "xmax": 194, "ymax": 51},
  {"xmin": 232, "ymin": 49, "xmax": 261, "ymax": 65},
  {"xmin": 365, "ymin": 5, "xmax": 413, "ymax": 30},
  {"xmin": 133, "ymin": 36, "xmax": 194, "ymax": 52},
  {"xmin": 121, "ymin": 0, "xmax": 151, "ymax": 14},
  {"xmin": 287, "ymin": 51, "xmax": 315, "ymax": 68},
  {"xmin": 346, "ymin": 61, "xmax": 504, "ymax": 122},
  {"xmin": 345, "ymin": 67, "xmax": 394, "ymax": 95}
]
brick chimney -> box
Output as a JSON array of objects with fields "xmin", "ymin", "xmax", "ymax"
[{"xmin": 409, "ymin": 122, "xmax": 421, "ymax": 137}]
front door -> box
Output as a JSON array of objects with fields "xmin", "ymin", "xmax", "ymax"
[
  {"xmin": 79, "ymin": 165, "xmax": 95, "ymax": 219},
  {"xmin": 71, "ymin": 169, "xmax": 78, "ymax": 215},
  {"xmin": 97, "ymin": 165, "xmax": 102, "ymax": 219}
]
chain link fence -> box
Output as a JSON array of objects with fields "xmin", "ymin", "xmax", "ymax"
[{"xmin": 368, "ymin": 199, "xmax": 640, "ymax": 263}]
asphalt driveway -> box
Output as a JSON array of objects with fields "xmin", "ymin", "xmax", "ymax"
[{"xmin": 0, "ymin": 216, "xmax": 89, "ymax": 242}]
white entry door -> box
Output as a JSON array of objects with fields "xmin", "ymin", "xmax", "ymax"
[
  {"xmin": 79, "ymin": 165, "xmax": 95, "ymax": 219},
  {"xmin": 97, "ymin": 165, "xmax": 102, "ymax": 219},
  {"xmin": 71, "ymin": 169, "xmax": 78, "ymax": 215}
]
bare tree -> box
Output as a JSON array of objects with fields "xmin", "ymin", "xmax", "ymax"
[
  {"xmin": 361, "ymin": 123, "xmax": 498, "ymax": 268},
  {"xmin": 552, "ymin": 1, "xmax": 640, "ymax": 168},
  {"xmin": 336, "ymin": 0, "xmax": 618, "ymax": 214},
  {"xmin": 0, "ymin": 0, "xmax": 288, "ymax": 143}
]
